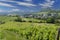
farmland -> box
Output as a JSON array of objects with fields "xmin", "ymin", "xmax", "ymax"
[{"xmin": 0, "ymin": 16, "xmax": 60, "ymax": 40}]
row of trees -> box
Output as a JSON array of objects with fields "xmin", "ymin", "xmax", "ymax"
[{"xmin": 15, "ymin": 15, "xmax": 60, "ymax": 24}]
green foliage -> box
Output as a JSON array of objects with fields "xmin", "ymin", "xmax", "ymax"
[
  {"xmin": 15, "ymin": 16, "xmax": 23, "ymax": 22},
  {"xmin": 0, "ymin": 21, "xmax": 5, "ymax": 24},
  {"xmin": 46, "ymin": 17, "xmax": 55, "ymax": 23},
  {"xmin": 55, "ymin": 19, "xmax": 60, "ymax": 23}
]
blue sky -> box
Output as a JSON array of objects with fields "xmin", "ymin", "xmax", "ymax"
[{"xmin": 0, "ymin": 0, "xmax": 60, "ymax": 13}]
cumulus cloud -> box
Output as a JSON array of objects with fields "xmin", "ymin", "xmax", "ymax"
[
  {"xmin": 40, "ymin": 0, "xmax": 55, "ymax": 8},
  {"xmin": 0, "ymin": 2, "xmax": 14, "ymax": 7},
  {"xmin": 17, "ymin": 2, "xmax": 36, "ymax": 7}
]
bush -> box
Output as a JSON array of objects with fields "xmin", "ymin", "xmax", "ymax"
[
  {"xmin": 22, "ymin": 20, "xmax": 26, "ymax": 22},
  {"xmin": 15, "ymin": 16, "xmax": 23, "ymax": 22},
  {"xmin": 39, "ymin": 20, "xmax": 46, "ymax": 23},
  {"xmin": 28, "ymin": 20, "xmax": 33, "ymax": 23},
  {"xmin": 0, "ymin": 21, "xmax": 5, "ymax": 24},
  {"xmin": 46, "ymin": 17, "xmax": 55, "ymax": 23},
  {"xmin": 55, "ymin": 20, "xmax": 60, "ymax": 23}
]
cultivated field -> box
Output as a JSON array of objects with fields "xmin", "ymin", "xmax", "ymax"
[{"xmin": 0, "ymin": 16, "xmax": 60, "ymax": 40}]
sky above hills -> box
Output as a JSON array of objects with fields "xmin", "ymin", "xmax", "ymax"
[{"xmin": 0, "ymin": 0, "xmax": 60, "ymax": 13}]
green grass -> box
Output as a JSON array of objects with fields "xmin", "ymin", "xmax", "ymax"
[
  {"xmin": 0, "ymin": 16, "xmax": 17, "ymax": 22},
  {"xmin": 0, "ymin": 16, "xmax": 60, "ymax": 40},
  {"xmin": 0, "ymin": 21, "xmax": 59, "ymax": 40}
]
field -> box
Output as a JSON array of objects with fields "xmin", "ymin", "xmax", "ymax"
[{"xmin": 0, "ymin": 16, "xmax": 60, "ymax": 40}]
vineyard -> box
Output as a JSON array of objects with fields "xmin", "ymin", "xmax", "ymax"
[{"xmin": 0, "ymin": 16, "xmax": 60, "ymax": 40}]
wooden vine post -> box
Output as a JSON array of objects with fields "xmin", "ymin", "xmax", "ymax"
[{"xmin": 57, "ymin": 28, "xmax": 60, "ymax": 40}]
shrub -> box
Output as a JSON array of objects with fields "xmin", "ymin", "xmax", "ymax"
[
  {"xmin": 55, "ymin": 20, "xmax": 60, "ymax": 23},
  {"xmin": 15, "ymin": 16, "xmax": 23, "ymax": 22},
  {"xmin": 46, "ymin": 17, "xmax": 55, "ymax": 23},
  {"xmin": 0, "ymin": 21, "xmax": 5, "ymax": 24},
  {"xmin": 40, "ymin": 20, "xmax": 46, "ymax": 23},
  {"xmin": 22, "ymin": 20, "xmax": 26, "ymax": 22},
  {"xmin": 28, "ymin": 20, "xmax": 33, "ymax": 23}
]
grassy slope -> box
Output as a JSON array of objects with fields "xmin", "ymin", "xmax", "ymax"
[
  {"xmin": 0, "ymin": 16, "xmax": 60, "ymax": 40},
  {"xmin": 0, "ymin": 21, "xmax": 59, "ymax": 40}
]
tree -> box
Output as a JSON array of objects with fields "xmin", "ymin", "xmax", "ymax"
[
  {"xmin": 46, "ymin": 17, "xmax": 55, "ymax": 23},
  {"xmin": 15, "ymin": 15, "xmax": 22, "ymax": 22}
]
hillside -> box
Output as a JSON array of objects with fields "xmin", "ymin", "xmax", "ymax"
[{"xmin": 0, "ymin": 16, "xmax": 60, "ymax": 40}]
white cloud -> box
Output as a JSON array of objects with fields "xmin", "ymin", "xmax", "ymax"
[
  {"xmin": 11, "ymin": 9, "xmax": 20, "ymax": 11},
  {"xmin": 0, "ymin": 2, "xmax": 14, "ymax": 7},
  {"xmin": 17, "ymin": 2, "xmax": 36, "ymax": 7},
  {"xmin": 0, "ymin": 9, "xmax": 20, "ymax": 12},
  {"xmin": 0, "ymin": 9, "xmax": 6, "ymax": 12},
  {"xmin": 24, "ymin": 0, "xmax": 32, "ymax": 2},
  {"xmin": 0, "ymin": 0, "xmax": 9, "ymax": 1},
  {"xmin": 40, "ymin": 0, "xmax": 55, "ymax": 8},
  {"xmin": 45, "ymin": 0, "xmax": 51, "ymax": 2},
  {"xmin": 0, "ymin": 0, "xmax": 36, "ymax": 7},
  {"xmin": 0, "ymin": 0, "xmax": 13, "ymax": 1},
  {"xmin": 0, "ymin": 0, "xmax": 16, "ymax": 2},
  {"xmin": 0, "ymin": 10, "xmax": 4, "ymax": 12},
  {"xmin": 8, "ymin": 9, "xmax": 20, "ymax": 12}
]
